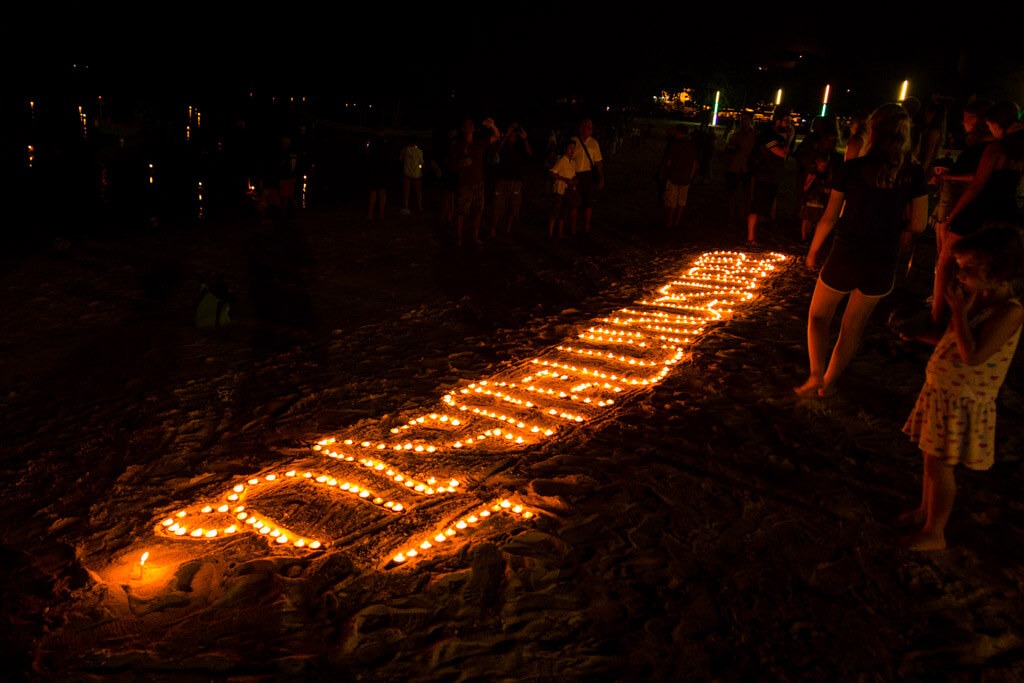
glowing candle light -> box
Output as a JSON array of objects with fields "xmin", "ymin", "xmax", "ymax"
[
  {"xmin": 132, "ymin": 551, "xmax": 150, "ymax": 580},
  {"xmin": 158, "ymin": 251, "xmax": 787, "ymax": 563}
]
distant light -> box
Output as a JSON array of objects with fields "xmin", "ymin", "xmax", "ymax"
[
  {"xmin": 712, "ymin": 90, "xmax": 721, "ymax": 127},
  {"xmin": 775, "ymin": 89, "xmax": 782, "ymax": 106},
  {"xmin": 899, "ymin": 80, "xmax": 909, "ymax": 101}
]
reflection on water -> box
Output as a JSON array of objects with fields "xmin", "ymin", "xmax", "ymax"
[
  {"xmin": 7, "ymin": 94, "xmax": 323, "ymax": 249},
  {"xmin": 6, "ymin": 90, "xmax": 444, "ymax": 251}
]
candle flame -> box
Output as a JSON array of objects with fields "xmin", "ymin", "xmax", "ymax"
[{"xmin": 140, "ymin": 551, "xmax": 149, "ymax": 566}]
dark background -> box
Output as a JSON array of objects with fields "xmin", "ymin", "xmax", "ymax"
[{"xmin": 8, "ymin": 4, "xmax": 1024, "ymax": 114}]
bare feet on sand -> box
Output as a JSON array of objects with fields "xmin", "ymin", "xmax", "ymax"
[
  {"xmin": 793, "ymin": 378, "xmax": 822, "ymax": 398},
  {"xmin": 794, "ymin": 378, "xmax": 837, "ymax": 399},
  {"xmin": 900, "ymin": 531, "xmax": 946, "ymax": 551},
  {"xmin": 894, "ymin": 509, "xmax": 925, "ymax": 528}
]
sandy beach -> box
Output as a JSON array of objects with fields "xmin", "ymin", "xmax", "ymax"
[{"xmin": 2, "ymin": 117, "xmax": 1023, "ymax": 682}]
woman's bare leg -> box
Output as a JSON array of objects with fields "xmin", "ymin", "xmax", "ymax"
[
  {"xmin": 820, "ymin": 289, "xmax": 881, "ymax": 395},
  {"xmin": 796, "ymin": 280, "xmax": 846, "ymax": 396}
]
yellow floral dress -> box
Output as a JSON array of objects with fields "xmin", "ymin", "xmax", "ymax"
[{"xmin": 903, "ymin": 301, "xmax": 1022, "ymax": 469}]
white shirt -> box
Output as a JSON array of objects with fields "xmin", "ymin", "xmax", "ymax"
[{"xmin": 571, "ymin": 135, "xmax": 602, "ymax": 172}]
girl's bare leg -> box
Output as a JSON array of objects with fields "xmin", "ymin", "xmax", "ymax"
[
  {"xmin": 904, "ymin": 455, "xmax": 955, "ymax": 551},
  {"xmin": 896, "ymin": 451, "xmax": 931, "ymax": 526}
]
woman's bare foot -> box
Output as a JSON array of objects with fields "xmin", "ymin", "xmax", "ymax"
[
  {"xmin": 794, "ymin": 378, "xmax": 823, "ymax": 398},
  {"xmin": 894, "ymin": 509, "xmax": 925, "ymax": 528},
  {"xmin": 817, "ymin": 384, "xmax": 837, "ymax": 398},
  {"xmin": 900, "ymin": 531, "xmax": 946, "ymax": 551}
]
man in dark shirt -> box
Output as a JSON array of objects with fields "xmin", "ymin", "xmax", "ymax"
[
  {"xmin": 449, "ymin": 117, "xmax": 500, "ymax": 246},
  {"xmin": 746, "ymin": 106, "xmax": 794, "ymax": 246},
  {"xmin": 659, "ymin": 124, "xmax": 699, "ymax": 229},
  {"xmin": 490, "ymin": 122, "xmax": 532, "ymax": 236}
]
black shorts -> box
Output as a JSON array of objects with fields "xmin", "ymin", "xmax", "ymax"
[
  {"xmin": 749, "ymin": 179, "xmax": 778, "ymax": 216},
  {"xmin": 577, "ymin": 171, "xmax": 596, "ymax": 209},
  {"xmin": 725, "ymin": 171, "xmax": 748, "ymax": 191},
  {"xmin": 550, "ymin": 189, "xmax": 579, "ymax": 220},
  {"xmin": 818, "ymin": 242, "xmax": 897, "ymax": 297}
]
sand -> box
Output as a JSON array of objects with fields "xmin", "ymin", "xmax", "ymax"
[{"xmin": 2, "ymin": 117, "xmax": 1024, "ymax": 682}]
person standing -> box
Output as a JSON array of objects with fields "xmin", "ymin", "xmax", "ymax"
[
  {"xmin": 795, "ymin": 103, "xmax": 929, "ymax": 399},
  {"xmin": 723, "ymin": 110, "xmax": 756, "ymax": 226},
  {"xmin": 490, "ymin": 122, "xmax": 532, "ymax": 236},
  {"xmin": 449, "ymin": 117, "xmax": 500, "ymax": 246},
  {"xmin": 899, "ymin": 226, "xmax": 1024, "ymax": 551},
  {"xmin": 930, "ymin": 100, "xmax": 1024, "ymax": 326},
  {"xmin": 398, "ymin": 136, "xmax": 424, "ymax": 215},
  {"xmin": 365, "ymin": 127, "xmax": 392, "ymax": 221},
  {"xmin": 548, "ymin": 139, "xmax": 578, "ymax": 239},
  {"xmin": 746, "ymin": 106, "xmax": 795, "ymax": 246},
  {"xmin": 571, "ymin": 118, "xmax": 604, "ymax": 235},
  {"xmin": 658, "ymin": 124, "xmax": 699, "ymax": 229},
  {"xmin": 795, "ymin": 122, "xmax": 842, "ymax": 242}
]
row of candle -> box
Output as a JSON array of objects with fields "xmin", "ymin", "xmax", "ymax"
[{"xmin": 155, "ymin": 251, "xmax": 788, "ymax": 567}]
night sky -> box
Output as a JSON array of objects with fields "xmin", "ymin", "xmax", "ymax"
[{"xmin": 7, "ymin": 4, "xmax": 1024, "ymax": 116}]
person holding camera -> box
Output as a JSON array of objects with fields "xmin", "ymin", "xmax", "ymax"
[{"xmin": 449, "ymin": 117, "xmax": 501, "ymax": 246}]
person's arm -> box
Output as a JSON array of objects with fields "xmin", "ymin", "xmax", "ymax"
[
  {"xmin": 942, "ymin": 142, "xmax": 1001, "ymax": 225},
  {"xmin": 519, "ymin": 128, "xmax": 532, "ymax": 157},
  {"xmin": 483, "ymin": 118, "xmax": 500, "ymax": 144},
  {"xmin": 946, "ymin": 292, "xmax": 1023, "ymax": 365},
  {"xmin": 806, "ymin": 190, "xmax": 845, "ymax": 268},
  {"xmin": 902, "ymin": 326, "xmax": 944, "ymax": 345},
  {"xmin": 844, "ymin": 136, "xmax": 862, "ymax": 161},
  {"xmin": 919, "ymin": 128, "xmax": 942, "ymax": 174},
  {"xmin": 767, "ymin": 140, "xmax": 788, "ymax": 159}
]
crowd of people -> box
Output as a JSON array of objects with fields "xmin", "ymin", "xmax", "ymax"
[
  {"xmin": 359, "ymin": 116, "xmax": 608, "ymax": 246},
  {"xmin": 781, "ymin": 97, "xmax": 1024, "ymax": 553},
  {"xmin": 244, "ymin": 98, "xmax": 1024, "ymax": 557},
  {"xmin": 29, "ymin": 91, "xmax": 1022, "ymax": 556},
  {"xmin": 347, "ymin": 97, "xmax": 1024, "ymax": 554}
]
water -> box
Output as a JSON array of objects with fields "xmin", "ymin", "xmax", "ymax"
[{"xmin": 2, "ymin": 94, "xmax": 329, "ymax": 251}]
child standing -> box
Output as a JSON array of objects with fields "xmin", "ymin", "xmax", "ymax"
[
  {"xmin": 900, "ymin": 226, "xmax": 1024, "ymax": 550},
  {"xmin": 548, "ymin": 139, "xmax": 578, "ymax": 238},
  {"xmin": 799, "ymin": 152, "xmax": 839, "ymax": 242}
]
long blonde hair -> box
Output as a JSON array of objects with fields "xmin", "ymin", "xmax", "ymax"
[{"xmin": 862, "ymin": 103, "xmax": 913, "ymax": 187}]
